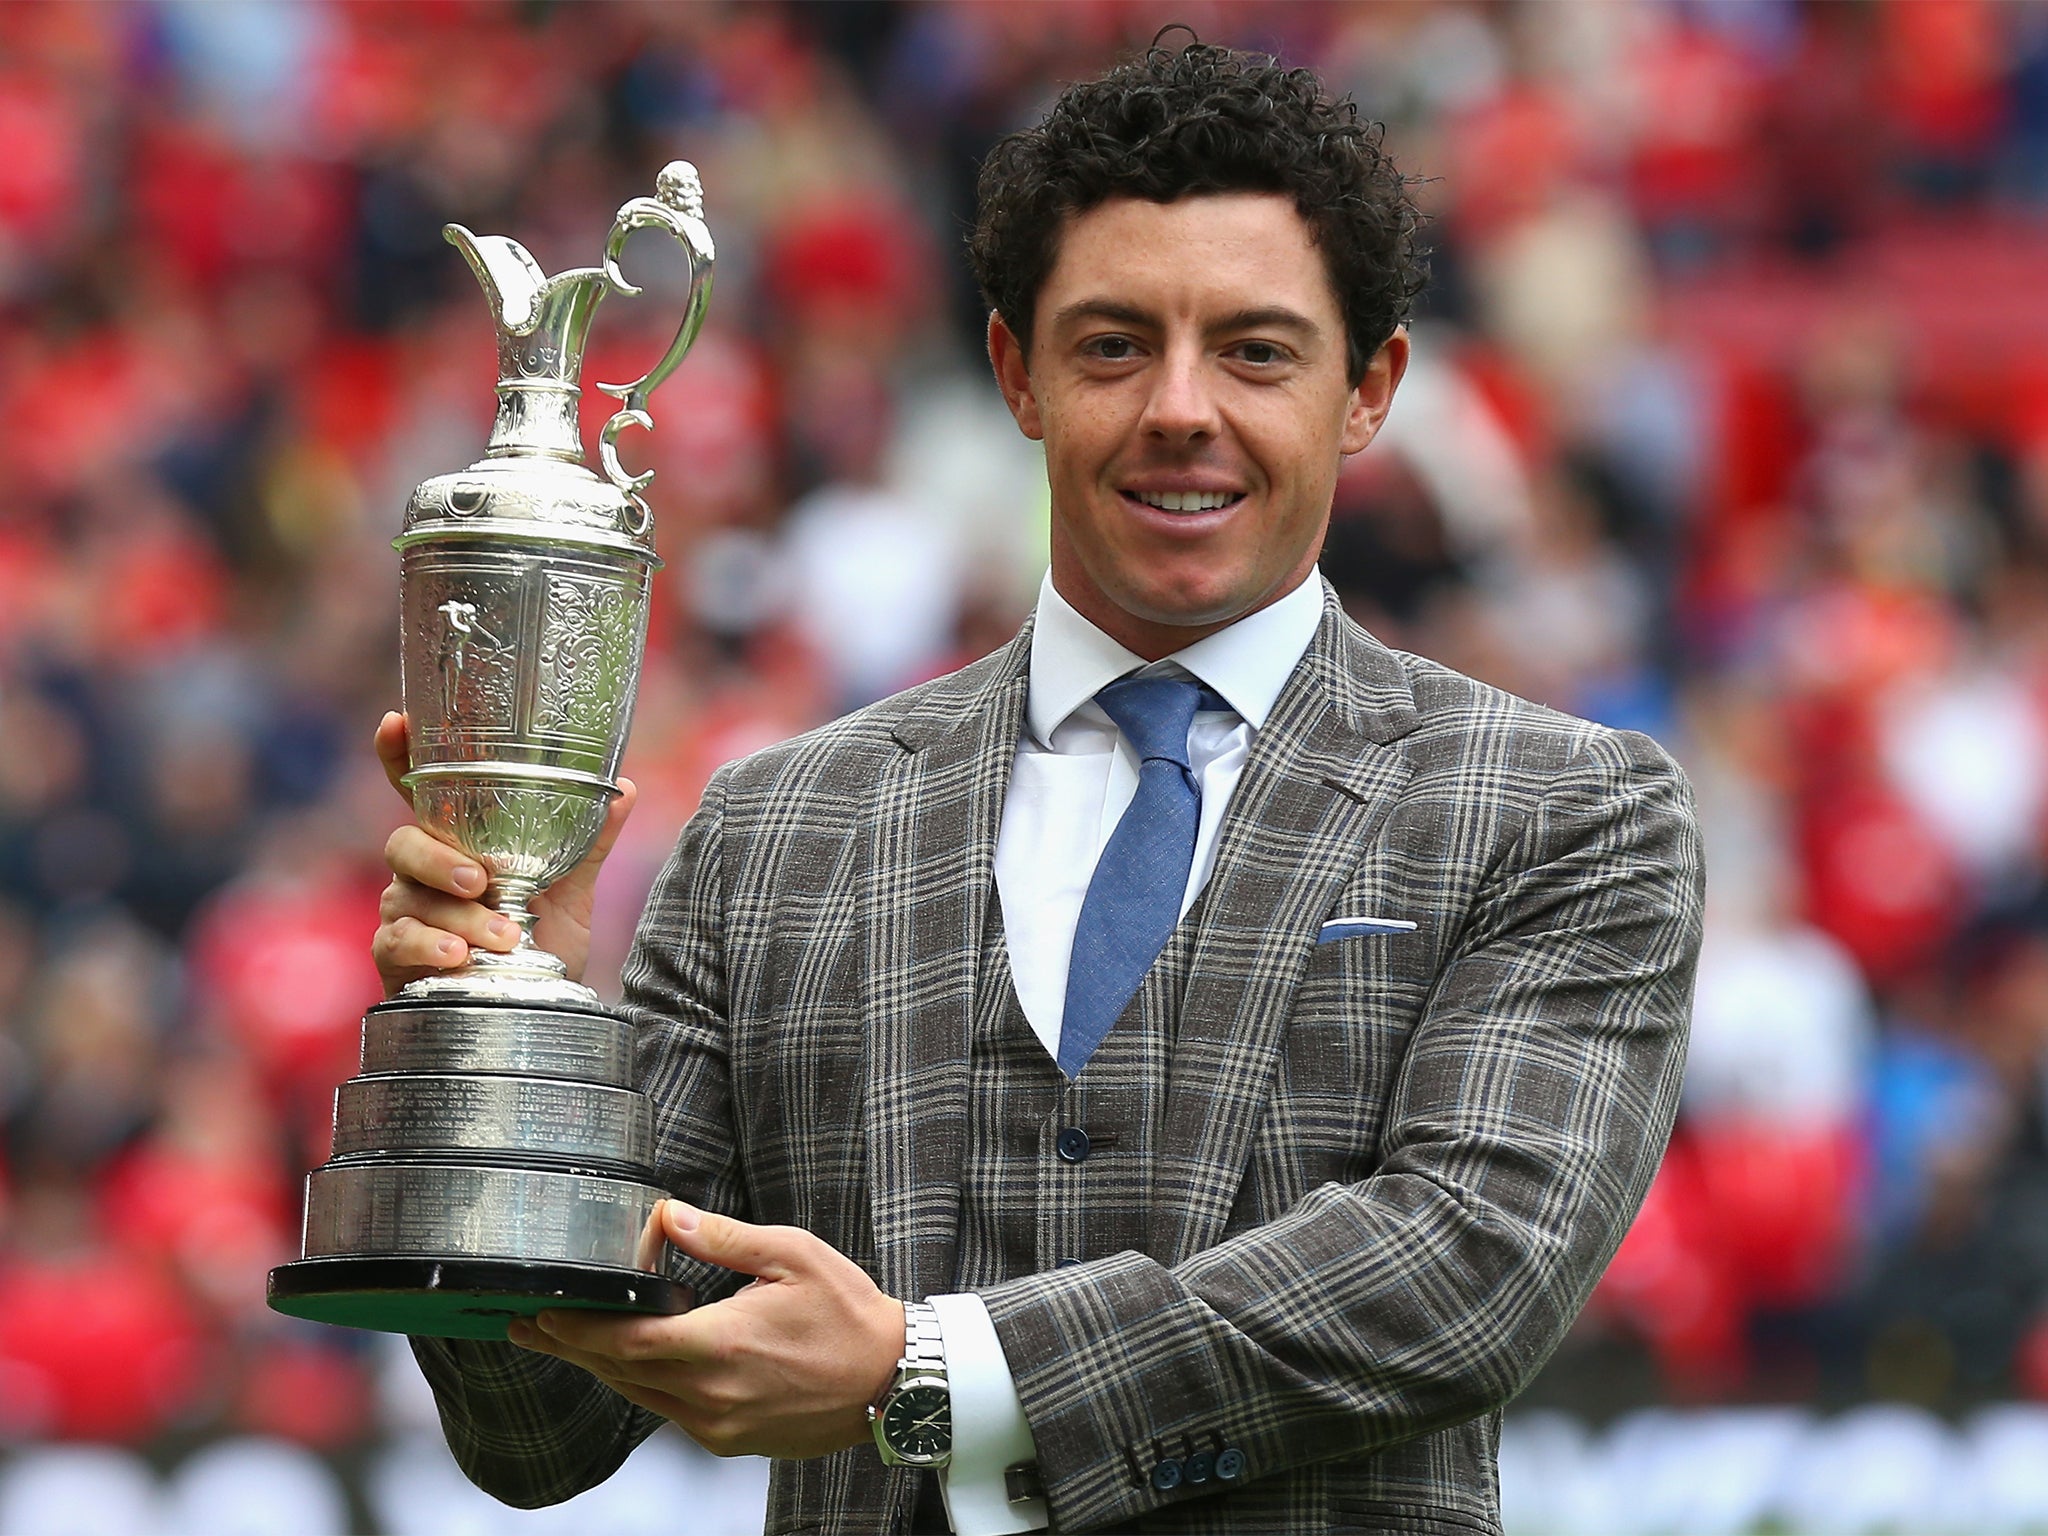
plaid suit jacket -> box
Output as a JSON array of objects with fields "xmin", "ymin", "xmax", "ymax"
[{"xmin": 413, "ymin": 585, "xmax": 1704, "ymax": 1535}]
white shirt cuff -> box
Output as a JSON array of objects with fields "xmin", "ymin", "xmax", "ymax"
[{"xmin": 926, "ymin": 1291, "xmax": 1048, "ymax": 1534}]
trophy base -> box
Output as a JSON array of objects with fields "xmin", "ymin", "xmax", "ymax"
[
  {"xmin": 267, "ymin": 1255, "xmax": 693, "ymax": 1340},
  {"xmin": 276, "ymin": 989, "xmax": 678, "ymax": 1340}
]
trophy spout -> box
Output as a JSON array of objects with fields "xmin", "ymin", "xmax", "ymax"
[
  {"xmin": 444, "ymin": 226, "xmax": 551, "ymax": 334},
  {"xmin": 445, "ymin": 225, "xmax": 614, "ymax": 464}
]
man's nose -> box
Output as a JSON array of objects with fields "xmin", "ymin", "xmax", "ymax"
[{"xmin": 1138, "ymin": 346, "xmax": 1220, "ymax": 443}]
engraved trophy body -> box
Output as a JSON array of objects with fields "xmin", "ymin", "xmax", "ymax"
[{"xmin": 268, "ymin": 164, "xmax": 713, "ymax": 1338}]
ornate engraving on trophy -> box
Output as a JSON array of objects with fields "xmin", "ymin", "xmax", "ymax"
[
  {"xmin": 495, "ymin": 785, "xmax": 595, "ymax": 868},
  {"xmin": 404, "ymin": 778, "xmax": 607, "ymax": 896},
  {"xmin": 533, "ymin": 572, "xmax": 641, "ymax": 743}
]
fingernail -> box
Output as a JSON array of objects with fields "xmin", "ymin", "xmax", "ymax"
[
  {"xmin": 489, "ymin": 917, "xmax": 518, "ymax": 943},
  {"xmin": 507, "ymin": 1319, "xmax": 536, "ymax": 1347},
  {"xmin": 437, "ymin": 936, "xmax": 462, "ymax": 960},
  {"xmin": 453, "ymin": 867, "xmax": 484, "ymax": 894},
  {"xmin": 665, "ymin": 1200, "xmax": 700, "ymax": 1234}
]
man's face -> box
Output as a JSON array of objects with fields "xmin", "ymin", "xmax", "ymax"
[{"xmin": 990, "ymin": 192, "xmax": 1406, "ymax": 658}]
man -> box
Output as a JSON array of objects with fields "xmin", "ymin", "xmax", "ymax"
[{"xmin": 375, "ymin": 41, "xmax": 1702, "ymax": 1536}]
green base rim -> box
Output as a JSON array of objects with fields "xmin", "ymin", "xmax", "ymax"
[{"xmin": 267, "ymin": 1255, "xmax": 692, "ymax": 1339}]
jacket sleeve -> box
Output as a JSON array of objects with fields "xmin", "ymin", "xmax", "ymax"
[
  {"xmin": 411, "ymin": 766, "xmax": 750, "ymax": 1508},
  {"xmin": 975, "ymin": 728, "xmax": 1704, "ymax": 1532}
]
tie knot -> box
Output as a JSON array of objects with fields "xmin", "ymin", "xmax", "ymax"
[{"xmin": 1095, "ymin": 674, "xmax": 1216, "ymax": 769}]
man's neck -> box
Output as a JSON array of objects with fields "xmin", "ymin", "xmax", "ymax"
[
  {"xmin": 1048, "ymin": 567, "xmax": 1318, "ymax": 662},
  {"xmin": 1025, "ymin": 567, "xmax": 1325, "ymax": 749}
]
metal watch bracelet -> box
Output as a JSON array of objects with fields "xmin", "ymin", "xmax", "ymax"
[
  {"xmin": 901, "ymin": 1299, "xmax": 947, "ymax": 1374},
  {"xmin": 869, "ymin": 1300, "xmax": 952, "ymax": 1468}
]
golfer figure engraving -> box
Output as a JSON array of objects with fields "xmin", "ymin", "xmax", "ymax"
[{"xmin": 436, "ymin": 600, "xmax": 504, "ymax": 721}]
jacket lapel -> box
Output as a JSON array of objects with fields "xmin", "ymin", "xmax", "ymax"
[
  {"xmin": 1149, "ymin": 591, "xmax": 1418, "ymax": 1264},
  {"xmin": 861, "ymin": 629, "xmax": 1030, "ymax": 1302}
]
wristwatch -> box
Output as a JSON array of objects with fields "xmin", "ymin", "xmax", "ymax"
[{"xmin": 869, "ymin": 1300, "xmax": 952, "ymax": 1468}]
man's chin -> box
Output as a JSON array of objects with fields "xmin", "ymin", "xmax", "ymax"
[
  {"xmin": 1051, "ymin": 553, "xmax": 1302, "ymax": 653},
  {"xmin": 1111, "ymin": 571, "xmax": 1285, "ymax": 632},
  {"xmin": 1104, "ymin": 589, "xmax": 1265, "ymax": 645}
]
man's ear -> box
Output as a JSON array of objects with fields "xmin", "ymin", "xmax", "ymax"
[
  {"xmin": 987, "ymin": 312, "xmax": 1044, "ymax": 442},
  {"xmin": 1340, "ymin": 327, "xmax": 1410, "ymax": 456}
]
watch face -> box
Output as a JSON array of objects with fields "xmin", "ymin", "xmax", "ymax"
[{"xmin": 880, "ymin": 1381, "xmax": 951, "ymax": 1462}]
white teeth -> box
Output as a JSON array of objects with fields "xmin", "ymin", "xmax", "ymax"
[{"xmin": 1134, "ymin": 490, "xmax": 1234, "ymax": 512}]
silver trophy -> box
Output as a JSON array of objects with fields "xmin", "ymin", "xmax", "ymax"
[{"xmin": 269, "ymin": 163, "xmax": 713, "ymax": 1338}]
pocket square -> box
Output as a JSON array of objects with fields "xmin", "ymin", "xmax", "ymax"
[{"xmin": 1317, "ymin": 917, "xmax": 1418, "ymax": 943}]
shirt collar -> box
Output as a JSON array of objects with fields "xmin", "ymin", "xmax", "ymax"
[{"xmin": 1024, "ymin": 569, "xmax": 1325, "ymax": 747}]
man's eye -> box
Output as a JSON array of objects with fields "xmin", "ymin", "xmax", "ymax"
[
  {"xmin": 1236, "ymin": 341, "xmax": 1284, "ymax": 365},
  {"xmin": 1087, "ymin": 336, "xmax": 1136, "ymax": 360}
]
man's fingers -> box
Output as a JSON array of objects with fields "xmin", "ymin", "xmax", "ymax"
[
  {"xmin": 372, "ymin": 914, "xmax": 473, "ymax": 976},
  {"xmin": 661, "ymin": 1201, "xmax": 803, "ymax": 1282},
  {"xmin": 379, "ymin": 883, "xmax": 521, "ymax": 954},
  {"xmin": 375, "ymin": 711, "xmax": 412, "ymax": 803},
  {"xmin": 385, "ymin": 824, "xmax": 490, "ymax": 899},
  {"xmin": 373, "ymin": 866, "xmax": 519, "ymax": 995},
  {"xmin": 520, "ymin": 1309, "xmax": 712, "ymax": 1370},
  {"xmin": 507, "ymin": 1315, "xmax": 623, "ymax": 1378}
]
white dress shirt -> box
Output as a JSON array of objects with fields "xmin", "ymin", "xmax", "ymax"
[{"xmin": 931, "ymin": 570, "xmax": 1325, "ymax": 1534}]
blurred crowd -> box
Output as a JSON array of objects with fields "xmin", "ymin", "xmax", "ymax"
[{"xmin": 6, "ymin": 0, "xmax": 2048, "ymax": 1488}]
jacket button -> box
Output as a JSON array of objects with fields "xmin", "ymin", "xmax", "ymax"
[
  {"xmin": 1055, "ymin": 1127, "xmax": 1091, "ymax": 1163},
  {"xmin": 1215, "ymin": 1447, "xmax": 1246, "ymax": 1481},
  {"xmin": 1183, "ymin": 1451, "xmax": 1213, "ymax": 1484},
  {"xmin": 1149, "ymin": 1457, "xmax": 1182, "ymax": 1492},
  {"xmin": 1055, "ymin": 1257, "xmax": 1083, "ymax": 1269}
]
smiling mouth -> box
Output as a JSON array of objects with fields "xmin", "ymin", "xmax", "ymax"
[{"xmin": 1122, "ymin": 489, "xmax": 1246, "ymax": 513}]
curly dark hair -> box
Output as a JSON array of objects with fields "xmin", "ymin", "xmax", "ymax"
[{"xmin": 968, "ymin": 40, "xmax": 1427, "ymax": 386}]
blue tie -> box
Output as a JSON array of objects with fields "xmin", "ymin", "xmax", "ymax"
[{"xmin": 1059, "ymin": 675, "xmax": 1217, "ymax": 1076}]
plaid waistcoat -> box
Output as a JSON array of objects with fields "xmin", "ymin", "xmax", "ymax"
[{"xmin": 954, "ymin": 900, "xmax": 1193, "ymax": 1297}]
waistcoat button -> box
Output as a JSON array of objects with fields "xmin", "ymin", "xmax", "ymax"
[{"xmin": 1055, "ymin": 1126, "xmax": 1091, "ymax": 1163}]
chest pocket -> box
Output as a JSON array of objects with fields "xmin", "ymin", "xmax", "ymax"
[
  {"xmin": 1222, "ymin": 903, "xmax": 1437, "ymax": 1228},
  {"xmin": 1288, "ymin": 907, "xmax": 1433, "ymax": 1086}
]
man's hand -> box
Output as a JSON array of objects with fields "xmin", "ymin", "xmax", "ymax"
[
  {"xmin": 509, "ymin": 1201, "xmax": 905, "ymax": 1460},
  {"xmin": 370, "ymin": 710, "xmax": 638, "ymax": 997}
]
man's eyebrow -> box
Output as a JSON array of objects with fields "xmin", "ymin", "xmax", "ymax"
[
  {"xmin": 1212, "ymin": 305, "xmax": 1322, "ymax": 336},
  {"xmin": 1047, "ymin": 299, "xmax": 1325, "ymax": 337},
  {"xmin": 1048, "ymin": 299, "xmax": 1158, "ymax": 330}
]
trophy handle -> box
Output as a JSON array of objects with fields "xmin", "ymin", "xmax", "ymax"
[{"xmin": 594, "ymin": 161, "xmax": 716, "ymax": 523}]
